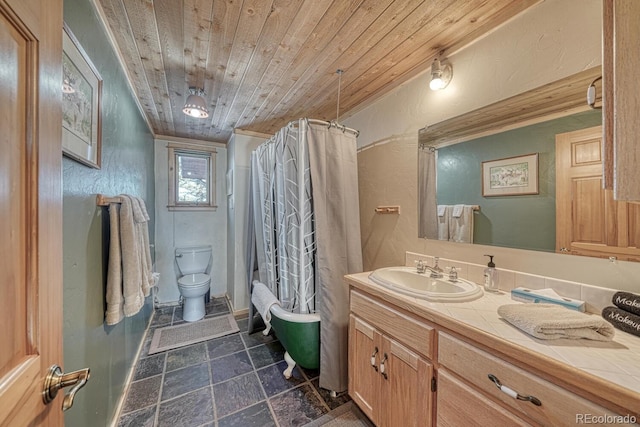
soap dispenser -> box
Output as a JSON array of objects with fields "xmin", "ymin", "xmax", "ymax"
[{"xmin": 483, "ymin": 255, "xmax": 499, "ymax": 293}]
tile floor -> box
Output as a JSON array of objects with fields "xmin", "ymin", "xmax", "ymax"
[{"xmin": 116, "ymin": 297, "xmax": 352, "ymax": 427}]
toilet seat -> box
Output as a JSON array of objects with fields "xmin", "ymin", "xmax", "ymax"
[{"xmin": 178, "ymin": 273, "xmax": 210, "ymax": 287}]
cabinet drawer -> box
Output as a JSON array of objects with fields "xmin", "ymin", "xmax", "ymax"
[
  {"xmin": 350, "ymin": 290, "xmax": 434, "ymax": 359},
  {"xmin": 437, "ymin": 369, "xmax": 533, "ymax": 427},
  {"xmin": 438, "ymin": 332, "xmax": 627, "ymax": 426}
]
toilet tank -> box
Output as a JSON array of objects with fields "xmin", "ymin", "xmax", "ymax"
[{"xmin": 175, "ymin": 245, "xmax": 212, "ymax": 275}]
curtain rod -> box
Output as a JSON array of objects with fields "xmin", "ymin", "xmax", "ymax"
[
  {"xmin": 287, "ymin": 118, "xmax": 360, "ymax": 137},
  {"xmin": 419, "ymin": 142, "xmax": 436, "ymax": 152}
]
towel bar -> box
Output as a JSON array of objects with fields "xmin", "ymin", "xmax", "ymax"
[
  {"xmin": 374, "ymin": 206, "xmax": 400, "ymax": 214},
  {"xmin": 96, "ymin": 194, "xmax": 123, "ymax": 206}
]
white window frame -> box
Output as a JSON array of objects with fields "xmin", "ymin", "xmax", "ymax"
[{"xmin": 167, "ymin": 141, "xmax": 217, "ymax": 211}]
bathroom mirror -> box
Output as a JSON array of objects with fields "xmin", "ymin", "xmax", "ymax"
[{"xmin": 418, "ymin": 67, "xmax": 619, "ymax": 256}]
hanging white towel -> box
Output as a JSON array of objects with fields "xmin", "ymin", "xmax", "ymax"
[
  {"xmin": 448, "ymin": 205, "xmax": 474, "ymax": 243},
  {"xmin": 452, "ymin": 204, "xmax": 465, "ymax": 218},
  {"xmin": 119, "ymin": 195, "xmax": 145, "ymax": 317},
  {"xmin": 105, "ymin": 203, "xmax": 124, "ymax": 325},
  {"xmin": 133, "ymin": 196, "xmax": 153, "ymax": 297},
  {"xmin": 437, "ymin": 205, "xmax": 450, "ymax": 241},
  {"xmin": 251, "ymin": 281, "xmax": 281, "ymax": 330}
]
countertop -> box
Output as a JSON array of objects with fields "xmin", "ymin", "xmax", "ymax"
[{"xmin": 345, "ymin": 272, "xmax": 640, "ymax": 413}]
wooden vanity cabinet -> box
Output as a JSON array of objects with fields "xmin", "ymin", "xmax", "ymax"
[
  {"xmin": 438, "ymin": 332, "xmax": 621, "ymax": 426},
  {"xmin": 437, "ymin": 369, "xmax": 533, "ymax": 427},
  {"xmin": 348, "ymin": 291, "xmax": 434, "ymax": 427},
  {"xmin": 347, "ymin": 284, "xmax": 638, "ymax": 426}
]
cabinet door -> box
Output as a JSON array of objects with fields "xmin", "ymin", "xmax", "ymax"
[
  {"xmin": 603, "ymin": 0, "xmax": 640, "ymax": 201},
  {"xmin": 348, "ymin": 315, "xmax": 381, "ymax": 422},
  {"xmin": 379, "ymin": 335, "xmax": 433, "ymax": 427},
  {"xmin": 437, "ymin": 370, "xmax": 533, "ymax": 427}
]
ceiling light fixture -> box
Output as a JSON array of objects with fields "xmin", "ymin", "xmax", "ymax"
[
  {"xmin": 183, "ymin": 87, "xmax": 209, "ymax": 118},
  {"xmin": 429, "ymin": 58, "xmax": 452, "ymax": 91}
]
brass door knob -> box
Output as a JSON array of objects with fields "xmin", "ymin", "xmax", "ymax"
[{"xmin": 42, "ymin": 365, "xmax": 90, "ymax": 411}]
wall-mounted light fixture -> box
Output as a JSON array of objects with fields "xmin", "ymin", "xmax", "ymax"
[
  {"xmin": 62, "ymin": 78, "xmax": 75, "ymax": 94},
  {"xmin": 183, "ymin": 87, "xmax": 209, "ymax": 118},
  {"xmin": 587, "ymin": 76, "xmax": 602, "ymax": 109},
  {"xmin": 429, "ymin": 58, "xmax": 452, "ymax": 91}
]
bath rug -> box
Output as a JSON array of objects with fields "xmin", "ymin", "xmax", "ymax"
[
  {"xmin": 303, "ymin": 402, "xmax": 374, "ymax": 427},
  {"xmin": 148, "ymin": 314, "xmax": 239, "ymax": 355}
]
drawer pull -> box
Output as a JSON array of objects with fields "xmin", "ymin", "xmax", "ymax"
[
  {"xmin": 380, "ymin": 353, "xmax": 388, "ymax": 379},
  {"xmin": 370, "ymin": 347, "xmax": 378, "ymax": 371},
  {"xmin": 488, "ymin": 374, "xmax": 542, "ymax": 406}
]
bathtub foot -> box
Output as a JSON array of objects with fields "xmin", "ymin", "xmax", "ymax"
[
  {"xmin": 262, "ymin": 323, "xmax": 271, "ymax": 336},
  {"xmin": 283, "ymin": 351, "xmax": 296, "ymax": 379}
]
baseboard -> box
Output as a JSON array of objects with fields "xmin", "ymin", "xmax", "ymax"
[
  {"xmin": 108, "ymin": 308, "xmax": 155, "ymax": 427},
  {"xmin": 233, "ymin": 307, "xmax": 249, "ymax": 318}
]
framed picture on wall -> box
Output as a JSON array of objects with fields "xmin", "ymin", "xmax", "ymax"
[
  {"xmin": 482, "ymin": 153, "xmax": 539, "ymax": 197},
  {"xmin": 62, "ymin": 23, "xmax": 103, "ymax": 169}
]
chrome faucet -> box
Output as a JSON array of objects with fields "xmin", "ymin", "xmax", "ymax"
[
  {"xmin": 428, "ymin": 257, "xmax": 444, "ymax": 278},
  {"xmin": 415, "ymin": 260, "xmax": 428, "ymax": 274},
  {"xmin": 415, "ymin": 258, "xmax": 444, "ymax": 278},
  {"xmin": 447, "ymin": 266, "xmax": 458, "ymax": 282}
]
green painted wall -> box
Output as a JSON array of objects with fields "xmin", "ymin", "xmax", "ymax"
[
  {"xmin": 62, "ymin": 0, "xmax": 155, "ymax": 425},
  {"xmin": 437, "ymin": 109, "xmax": 601, "ymax": 252}
]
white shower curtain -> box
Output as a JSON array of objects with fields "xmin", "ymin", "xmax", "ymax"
[
  {"xmin": 249, "ymin": 119, "xmax": 363, "ymax": 392},
  {"xmin": 418, "ymin": 145, "xmax": 438, "ymax": 239}
]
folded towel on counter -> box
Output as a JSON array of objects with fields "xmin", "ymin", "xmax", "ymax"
[
  {"xmin": 251, "ymin": 281, "xmax": 281, "ymax": 325},
  {"xmin": 612, "ymin": 291, "xmax": 640, "ymax": 317},
  {"xmin": 602, "ymin": 306, "xmax": 640, "ymax": 337},
  {"xmin": 498, "ymin": 303, "xmax": 615, "ymax": 341}
]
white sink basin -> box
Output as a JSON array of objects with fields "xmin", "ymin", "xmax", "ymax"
[{"xmin": 368, "ymin": 266, "xmax": 483, "ymax": 302}]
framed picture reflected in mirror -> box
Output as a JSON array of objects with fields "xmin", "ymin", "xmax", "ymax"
[{"xmin": 482, "ymin": 153, "xmax": 538, "ymax": 197}]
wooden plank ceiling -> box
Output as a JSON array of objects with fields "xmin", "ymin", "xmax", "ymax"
[{"xmin": 96, "ymin": 0, "xmax": 541, "ymax": 144}]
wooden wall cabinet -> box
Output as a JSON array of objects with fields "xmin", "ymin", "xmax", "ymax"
[
  {"xmin": 348, "ymin": 291, "xmax": 434, "ymax": 427},
  {"xmin": 602, "ymin": 0, "xmax": 640, "ymax": 201}
]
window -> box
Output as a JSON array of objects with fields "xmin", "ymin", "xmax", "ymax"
[{"xmin": 168, "ymin": 142, "xmax": 217, "ymax": 210}]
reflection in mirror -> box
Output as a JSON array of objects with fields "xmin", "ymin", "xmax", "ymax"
[{"xmin": 434, "ymin": 110, "xmax": 601, "ymax": 252}]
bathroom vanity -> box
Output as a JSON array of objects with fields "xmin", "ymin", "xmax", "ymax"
[{"xmin": 346, "ymin": 272, "xmax": 640, "ymax": 426}]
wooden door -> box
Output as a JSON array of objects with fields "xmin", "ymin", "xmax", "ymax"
[
  {"xmin": 0, "ymin": 0, "xmax": 64, "ymax": 425},
  {"xmin": 556, "ymin": 126, "xmax": 640, "ymax": 260},
  {"xmin": 348, "ymin": 315, "xmax": 380, "ymax": 422},
  {"xmin": 378, "ymin": 336, "xmax": 432, "ymax": 427}
]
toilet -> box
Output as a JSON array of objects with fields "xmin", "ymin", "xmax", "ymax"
[{"xmin": 175, "ymin": 245, "xmax": 212, "ymax": 322}]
